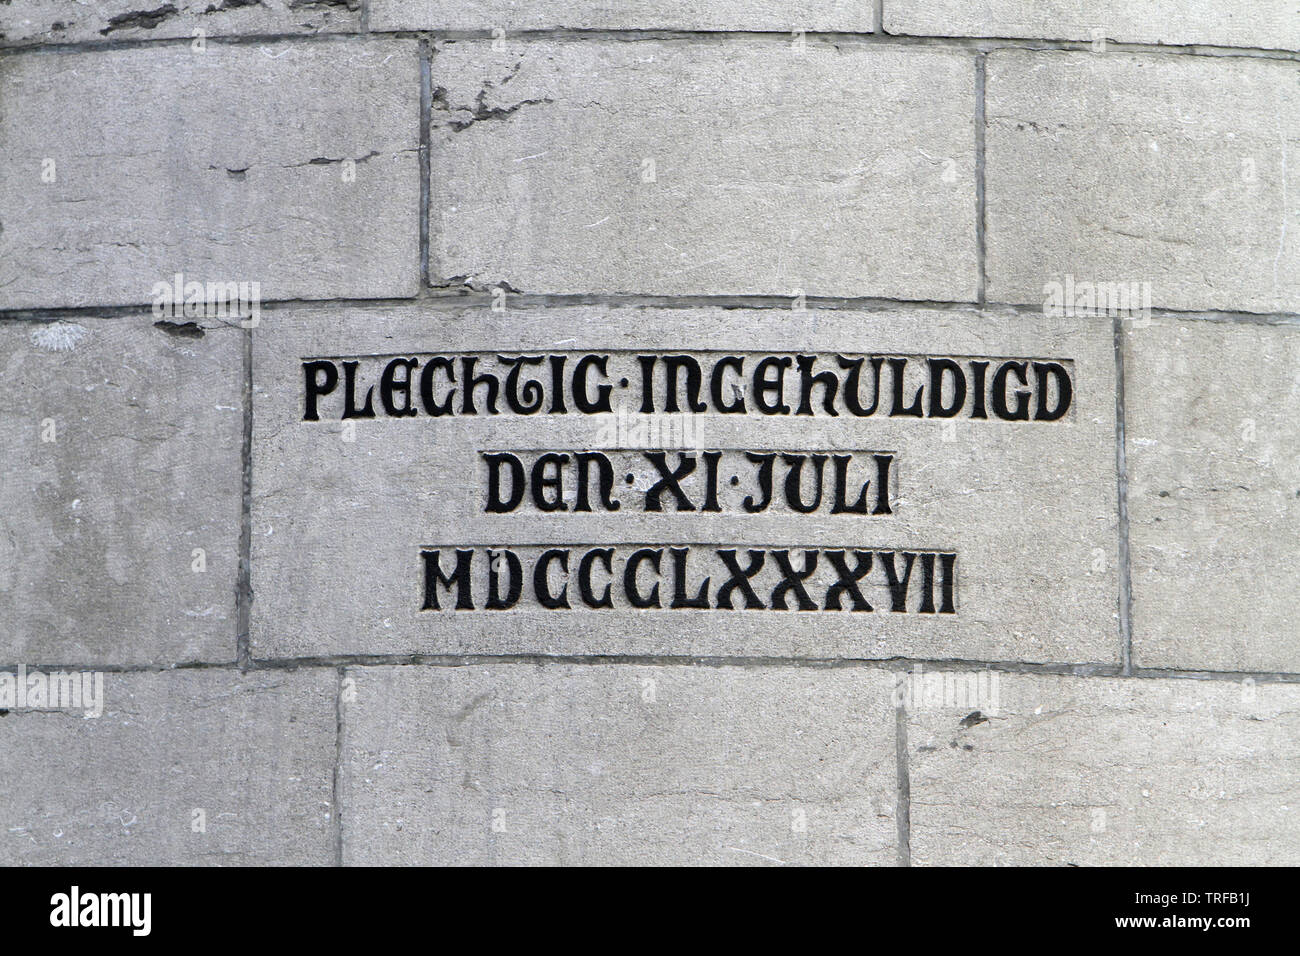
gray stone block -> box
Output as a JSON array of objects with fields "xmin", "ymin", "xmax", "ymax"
[
  {"xmin": 372, "ymin": 0, "xmax": 873, "ymax": 32},
  {"xmin": 0, "ymin": 669, "xmax": 337, "ymax": 865},
  {"xmin": 0, "ymin": 40, "xmax": 421, "ymax": 310},
  {"xmin": 340, "ymin": 663, "xmax": 899, "ymax": 865},
  {"xmin": 907, "ymin": 673, "xmax": 1300, "ymax": 865},
  {"xmin": 0, "ymin": 317, "xmax": 241, "ymax": 666},
  {"xmin": 1125, "ymin": 318, "xmax": 1300, "ymax": 673},
  {"xmin": 250, "ymin": 304, "xmax": 1118, "ymax": 664},
  {"xmin": 1, "ymin": 0, "xmax": 360, "ymax": 48},
  {"xmin": 887, "ymin": 0, "xmax": 1300, "ymax": 51},
  {"xmin": 429, "ymin": 39, "xmax": 978, "ymax": 300},
  {"xmin": 985, "ymin": 50, "xmax": 1300, "ymax": 314}
]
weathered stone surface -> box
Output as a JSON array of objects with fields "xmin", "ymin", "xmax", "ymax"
[
  {"xmin": 430, "ymin": 40, "xmax": 977, "ymax": 300},
  {"xmin": 250, "ymin": 304, "xmax": 1117, "ymax": 664},
  {"xmin": 373, "ymin": 0, "xmax": 872, "ymax": 32},
  {"xmin": 1125, "ymin": 319, "xmax": 1300, "ymax": 673},
  {"xmin": 887, "ymin": 0, "xmax": 1300, "ymax": 51},
  {"xmin": 1, "ymin": 0, "xmax": 360, "ymax": 48},
  {"xmin": 0, "ymin": 317, "xmax": 241, "ymax": 666},
  {"xmin": 985, "ymin": 51, "xmax": 1300, "ymax": 314},
  {"xmin": 908, "ymin": 673, "xmax": 1300, "ymax": 865},
  {"xmin": 0, "ymin": 670, "xmax": 336, "ymax": 865},
  {"xmin": 0, "ymin": 40, "xmax": 420, "ymax": 310},
  {"xmin": 341, "ymin": 664, "xmax": 898, "ymax": 865}
]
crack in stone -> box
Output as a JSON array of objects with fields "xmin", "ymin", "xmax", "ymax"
[
  {"xmin": 98, "ymin": 4, "xmax": 179, "ymax": 35},
  {"xmin": 287, "ymin": 0, "xmax": 360, "ymax": 10},
  {"xmin": 433, "ymin": 86, "xmax": 555, "ymax": 132},
  {"xmin": 203, "ymin": 0, "xmax": 263, "ymax": 11},
  {"xmin": 153, "ymin": 319, "xmax": 206, "ymax": 338},
  {"xmin": 286, "ymin": 150, "xmax": 380, "ymax": 167}
]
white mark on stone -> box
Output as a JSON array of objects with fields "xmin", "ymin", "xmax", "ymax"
[
  {"xmin": 31, "ymin": 323, "xmax": 90, "ymax": 353},
  {"xmin": 725, "ymin": 847, "xmax": 786, "ymax": 865}
]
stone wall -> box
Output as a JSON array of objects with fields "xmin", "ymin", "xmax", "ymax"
[{"xmin": 2, "ymin": 2, "xmax": 1297, "ymax": 865}]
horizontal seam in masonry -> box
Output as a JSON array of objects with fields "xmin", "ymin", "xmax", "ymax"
[
  {"xmin": 2, "ymin": 29, "xmax": 1300, "ymax": 62},
  {"xmin": 3, "ymin": 656, "xmax": 1299, "ymax": 682},
  {"xmin": 3, "ymin": 296, "xmax": 1299, "ymax": 327}
]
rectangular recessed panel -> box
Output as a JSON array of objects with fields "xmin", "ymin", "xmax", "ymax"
[{"xmin": 251, "ymin": 304, "xmax": 1118, "ymax": 664}]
